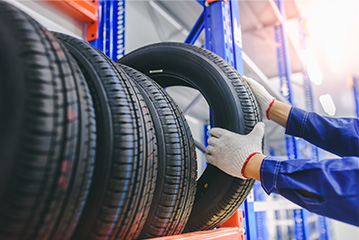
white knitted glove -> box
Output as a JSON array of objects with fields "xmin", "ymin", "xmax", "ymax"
[
  {"xmin": 242, "ymin": 76, "xmax": 275, "ymax": 120},
  {"xmin": 205, "ymin": 122, "xmax": 265, "ymax": 179}
]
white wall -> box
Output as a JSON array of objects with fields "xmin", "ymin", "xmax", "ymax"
[
  {"xmin": 125, "ymin": 0, "xmax": 189, "ymax": 53},
  {"xmin": 331, "ymin": 220, "xmax": 359, "ymax": 240}
]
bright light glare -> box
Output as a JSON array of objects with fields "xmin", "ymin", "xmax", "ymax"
[
  {"xmin": 319, "ymin": 94, "xmax": 336, "ymax": 116},
  {"xmin": 300, "ymin": 49, "xmax": 323, "ymax": 85},
  {"xmin": 306, "ymin": 1, "xmax": 359, "ymax": 70}
]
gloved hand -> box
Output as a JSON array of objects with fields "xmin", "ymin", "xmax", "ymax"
[
  {"xmin": 205, "ymin": 122, "xmax": 265, "ymax": 179},
  {"xmin": 242, "ymin": 76, "xmax": 275, "ymax": 120}
]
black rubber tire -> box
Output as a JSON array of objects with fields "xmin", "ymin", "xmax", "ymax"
[
  {"xmin": 95, "ymin": 51, "xmax": 159, "ymax": 240},
  {"xmin": 0, "ymin": 2, "xmax": 96, "ymax": 240},
  {"xmin": 54, "ymin": 33, "xmax": 157, "ymax": 240},
  {"xmin": 118, "ymin": 42, "xmax": 261, "ymax": 231},
  {"xmin": 119, "ymin": 63, "xmax": 197, "ymax": 238}
]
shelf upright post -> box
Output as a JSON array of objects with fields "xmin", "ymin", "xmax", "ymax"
[
  {"xmin": 353, "ymin": 75, "xmax": 359, "ymax": 118},
  {"xmin": 253, "ymin": 181, "xmax": 268, "ymax": 240},
  {"xmin": 273, "ymin": 1, "xmax": 309, "ymax": 239},
  {"xmin": 90, "ymin": 0, "xmax": 125, "ymax": 61},
  {"xmin": 297, "ymin": 18, "xmax": 319, "ymax": 162},
  {"xmin": 199, "ymin": 1, "xmax": 256, "ymax": 239},
  {"xmin": 185, "ymin": 11, "xmax": 204, "ymax": 44},
  {"xmin": 298, "ymin": 18, "xmax": 330, "ymax": 240},
  {"xmin": 89, "ymin": 0, "xmax": 104, "ymax": 51}
]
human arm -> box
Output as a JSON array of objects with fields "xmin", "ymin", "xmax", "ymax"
[
  {"xmin": 207, "ymin": 130, "xmax": 359, "ymax": 226},
  {"xmin": 206, "ymin": 128, "xmax": 359, "ymax": 226},
  {"xmin": 243, "ymin": 154, "xmax": 319, "ymax": 199},
  {"xmin": 212, "ymin": 76, "xmax": 359, "ymax": 226},
  {"xmin": 286, "ymin": 107, "xmax": 359, "ymax": 157},
  {"xmin": 243, "ymin": 76, "xmax": 359, "ymax": 157},
  {"xmin": 260, "ymin": 156, "xmax": 359, "ymax": 226}
]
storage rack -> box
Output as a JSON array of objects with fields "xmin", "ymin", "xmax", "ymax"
[
  {"xmin": 89, "ymin": 0, "xmax": 125, "ymax": 60},
  {"xmin": 40, "ymin": 0, "xmax": 336, "ymax": 239},
  {"xmin": 353, "ymin": 75, "xmax": 359, "ymax": 118}
]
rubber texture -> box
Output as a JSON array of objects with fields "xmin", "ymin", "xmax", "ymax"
[
  {"xmin": 118, "ymin": 42, "xmax": 261, "ymax": 231},
  {"xmin": 0, "ymin": 2, "xmax": 96, "ymax": 240},
  {"xmin": 119, "ymin": 63, "xmax": 197, "ymax": 238},
  {"xmin": 96, "ymin": 51, "xmax": 158, "ymax": 240},
  {"xmin": 54, "ymin": 33, "xmax": 157, "ymax": 240}
]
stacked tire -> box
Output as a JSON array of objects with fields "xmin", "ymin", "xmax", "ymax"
[{"xmin": 0, "ymin": 1, "xmax": 261, "ymax": 240}]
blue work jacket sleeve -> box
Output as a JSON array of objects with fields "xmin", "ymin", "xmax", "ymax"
[
  {"xmin": 285, "ymin": 107, "xmax": 359, "ymax": 157},
  {"xmin": 261, "ymin": 156, "xmax": 359, "ymax": 226}
]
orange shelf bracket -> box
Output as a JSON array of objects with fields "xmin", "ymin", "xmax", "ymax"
[
  {"xmin": 220, "ymin": 209, "xmax": 245, "ymax": 240},
  {"xmin": 143, "ymin": 228, "xmax": 242, "ymax": 240},
  {"xmin": 144, "ymin": 210, "xmax": 245, "ymax": 240},
  {"xmin": 48, "ymin": 0, "xmax": 98, "ymax": 41}
]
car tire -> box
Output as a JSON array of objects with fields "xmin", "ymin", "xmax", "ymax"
[
  {"xmin": 119, "ymin": 63, "xmax": 197, "ymax": 238},
  {"xmin": 0, "ymin": 3, "xmax": 96, "ymax": 240},
  {"xmin": 118, "ymin": 42, "xmax": 261, "ymax": 231},
  {"xmin": 54, "ymin": 33, "xmax": 157, "ymax": 240}
]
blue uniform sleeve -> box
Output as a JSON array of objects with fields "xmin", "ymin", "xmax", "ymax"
[
  {"xmin": 285, "ymin": 107, "xmax": 359, "ymax": 157},
  {"xmin": 261, "ymin": 156, "xmax": 359, "ymax": 226}
]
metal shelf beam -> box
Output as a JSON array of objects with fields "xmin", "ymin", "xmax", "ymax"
[
  {"xmin": 49, "ymin": 0, "xmax": 98, "ymax": 41},
  {"xmin": 203, "ymin": 1, "xmax": 254, "ymax": 239},
  {"xmin": 353, "ymin": 75, "xmax": 359, "ymax": 118}
]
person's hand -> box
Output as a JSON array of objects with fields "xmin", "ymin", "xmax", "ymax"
[
  {"xmin": 242, "ymin": 76, "xmax": 275, "ymax": 120},
  {"xmin": 205, "ymin": 122, "xmax": 265, "ymax": 179}
]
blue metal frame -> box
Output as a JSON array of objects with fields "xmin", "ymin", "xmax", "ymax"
[
  {"xmin": 353, "ymin": 75, "xmax": 359, "ymax": 118},
  {"xmin": 195, "ymin": 1, "xmax": 256, "ymax": 239},
  {"xmin": 203, "ymin": 1, "xmax": 235, "ymax": 67},
  {"xmin": 185, "ymin": 11, "xmax": 204, "ymax": 44},
  {"xmin": 274, "ymin": 2, "xmax": 294, "ymax": 105},
  {"xmin": 228, "ymin": 0, "xmax": 244, "ymax": 74},
  {"xmin": 254, "ymin": 181, "xmax": 268, "ymax": 240},
  {"xmin": 90, "ymin": 0, "xmax": 125, "ymax": 61}
]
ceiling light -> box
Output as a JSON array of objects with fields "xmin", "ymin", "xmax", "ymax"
[
  {"xmin": 306, "ymin": 1, "xmax": 359, "ymax": 72},
  {"xmin": 300, "ymin": 49, "xmax": 323, "ymax": 85},
  {"xmin": 319, "ymin": 94, "xmax": 336, "ymax": 116}
]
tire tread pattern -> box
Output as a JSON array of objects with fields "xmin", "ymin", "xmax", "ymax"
[{"xmin": 119, "ymin": 64, "xmax": 197, "ymax": 238}]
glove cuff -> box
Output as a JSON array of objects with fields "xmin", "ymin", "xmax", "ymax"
[
  {"xmin": 240, "ymin": 152, "xmax": 261, "ymax": 179},
  {"xmin": 266, "ymin": 99, "xmax": 276, "ymax": 120}
]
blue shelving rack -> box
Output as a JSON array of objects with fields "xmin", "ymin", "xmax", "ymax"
[
  {"xmin": 353, "ymin": 75, "xmax": 359, "ymax": 118},
  {"xmin": 90, "ymin": 0, "xmax": 125, "ymax": 61},
  {"xmin": 188, "ymin": 1, "xmax": 255, "ymax": 239},
  {"xmin": 273, "ymin": 1, "xmax": 314, "ymax": 239},
  {"xmin": 185, "ymin": 0, "xmax": 255, "ymax": 238}
]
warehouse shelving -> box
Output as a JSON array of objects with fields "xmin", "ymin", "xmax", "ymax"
[
  {"xmin": 89, "ymin": 0, "xmax": 125, "ymax": 60},
  {"xmin": 352, "ymin": 75, "xmax": 359, "ymax": 118},
  {"xmin": 238, "ymin": 0, "xmax": 304, "ymax": 79},
  {"xmin": 143, "ymin": 210, "xmax": 245, "ymax": 240},
  {"xmin": 48, "ymin": 0, "xmax": 98, "ymax": 41}
]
